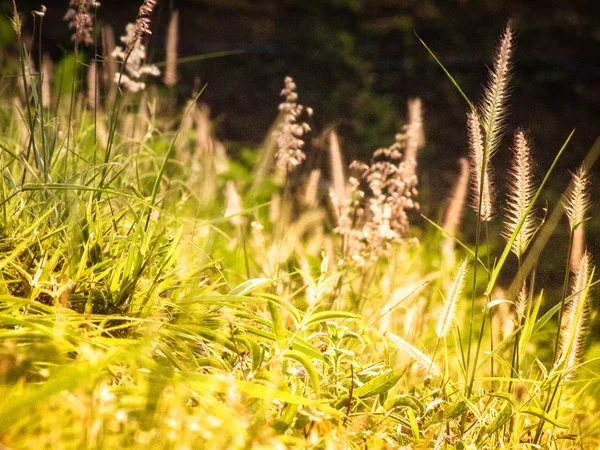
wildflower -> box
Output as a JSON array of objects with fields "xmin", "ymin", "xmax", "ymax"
[
  {"xmin": 112, "ymin": 23, "xmax": 160, "ymax": 92},
  {"xmin": 64, "ymin": 0, "xmax": 100, "ymax": 46},
  {"xmin": 333, "ymin": 132, "xmax": 420, "ymax": 265},
  {"xmin": 274, "ymin": 77, "xmax": 312, "ymax": 172}
]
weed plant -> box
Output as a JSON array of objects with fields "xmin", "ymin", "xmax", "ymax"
[{"xmin": 0, "ymin": 2, "xmax": 599, "ymax": 449}]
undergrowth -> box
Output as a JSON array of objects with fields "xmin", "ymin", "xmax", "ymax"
[{"xmin": 0, "ymin": 2, "xmax": 599, "ymax": 449}]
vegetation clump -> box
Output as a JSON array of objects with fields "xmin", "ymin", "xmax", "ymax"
[{"xmin": 0, "ymin": 2, "xmax": 598, "ymax": 448}]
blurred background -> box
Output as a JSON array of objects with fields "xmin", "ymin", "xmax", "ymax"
[{"xmin": 2, "ymin": 0, "xmax": 600, "ymax": 290}]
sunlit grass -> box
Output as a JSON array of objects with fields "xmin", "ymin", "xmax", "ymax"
[{"xmin": 0, "ymin": 3, "xmax": 599, "ymax": 449}]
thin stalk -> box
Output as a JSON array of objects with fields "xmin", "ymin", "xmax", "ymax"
[
  {"xmin": 65, "ymin": 42, "xmax": 79, "ymax": 177},
  {"xmin": 486, "ymin": 223, "xmax": 494, "ymax": 392},
  {"xmin": 552, "ymin": 230, "xmax": 574, "ymax": 361},
  {"xmin": 36, "ymin": 13, "xmax": 47, "ymax": 182},
  {"xmin": 18, "ymin": 35, "xmax": 37, "ymax": 184}
]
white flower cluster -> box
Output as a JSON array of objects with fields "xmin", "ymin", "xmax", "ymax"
[
  {"xmin": 333, "ymin": 133, "xmax": 419, "ymax": 266},
  {"xmin": 112, "ymin": 23, "xmax": 160, "ymax": 93},
  {"xmin": 274, "ymin": 77, "xmax": 312, "ymax": 172}
]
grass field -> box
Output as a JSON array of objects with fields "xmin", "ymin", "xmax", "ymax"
[{"xmin": 0, "ymin": 2, "xmax": 599, "ymax": 448}]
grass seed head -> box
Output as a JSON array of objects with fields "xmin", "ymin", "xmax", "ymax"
[
  {"xmin": 504, "ymin": 130, "xmax": 538, "ymax": 258},
  {"xmin": 467, "ymin": 111, "xmax": 495, "ymax": 221},
  {"xmin": 564, "ymin": 166, "xmax": 590, "ymax": 231},
  {"xmin": 436, "ymin": 259, "xmax": 469, "ymax": 338},
  {"xmin": 64, "ymin": 0, "xmax": 100, "ymax": 46},
  {"xmin": 479, "ymin": 22, "xmax": 514, "ymax": 160}
]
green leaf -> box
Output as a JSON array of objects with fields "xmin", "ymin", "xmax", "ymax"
[
  {"xmin": 520, "ymin": 407, "xmax": 568, "ymax": 428},
  {"xmin": 384, "ymin": 393, "xmax": 424, "ymax": 415},
  {"xmin": 305, "ymin": 311, "xmax": 360, "ymax": 327},
  {"xmin": 354, "ymin": 367, "xmax": 405, "ymax": 399},
  {"xmin": 284, "ymin": 350, "xmax": 320, "ymax": 397},
  {"xmin": 488, "ymin": 403, "xmax": 513, "ymax": 436},
  {"xmin": 229, "ymin": 278, "xmax": 273, "ymax": 295}
]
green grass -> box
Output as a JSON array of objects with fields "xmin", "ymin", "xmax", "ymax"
[{"xmin": 0, "ymin": 5, "xmax": 599, "ymax": 449}]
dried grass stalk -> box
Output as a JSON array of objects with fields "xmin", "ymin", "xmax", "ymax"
[{"xmin": 163, "ymin": 10, "xmax": 179, "ymax": 87}]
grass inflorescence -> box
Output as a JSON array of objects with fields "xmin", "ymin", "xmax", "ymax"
[{"xmin": 0, "ymin": 4, "xmax": 599, "ymax": 449}]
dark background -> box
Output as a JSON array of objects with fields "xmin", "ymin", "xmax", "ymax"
[{"xmin": 3, "ymin": 0, "xmax": 600, "ymax": 292}]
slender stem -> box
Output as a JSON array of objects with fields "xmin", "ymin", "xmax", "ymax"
[
  {"xmin": 65, "ymin": 43, "xmax": 79, "ymax": 176},
  {"xmin": 37, "ymin": 15, "xmax": 47, "ymax": 182},
  {"xmin": 534, "ymin": 230, "xmax": 574, "ymax": 442},
  {"xmin": 552, "ymin": 230, "xmax": 574, "ymax": 361}
]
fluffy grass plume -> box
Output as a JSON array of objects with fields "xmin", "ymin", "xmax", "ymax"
[
  {"xmin": 436, "ymin": 259, "xmax": 469, "ymax": 338},
  {"xmin": 328, "ymin": 129, "xmax": 347, "ymax": 207},
  {"xmin": 559, "ymin": 252, "xmax": 593, "ymax": 379},
  {"xmin": 571, "ymin": 223, "xmax": 585, "ymax": 273},
  {"xmin": 479, "ymin": 22, "xmax": 514, "ymax": 160},
  {"xmin": 564, "ymin": 166, "xmax": 590, "ymax": 231},
  {"xmin": 86, "ymin": 59, "xmax": 97, "ymax": 110},
  {"xmin": 504, "ymin": 130, "xmax": 538, "ymax": 258},
  {"xmin": 387, "ymin": 332, "xmax": 441, "ymax": 377},
  {"xmin": 442, "ymin": 158, "xmax": 469, "ymax": 260},
  {"xmin": 467, "ymin": 111, "xmax": 494, "ymax": 221}
]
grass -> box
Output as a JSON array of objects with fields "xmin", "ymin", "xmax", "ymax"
[{"xmin": 0, "ymin": 3, "xmax": 599, "ymax": 449}]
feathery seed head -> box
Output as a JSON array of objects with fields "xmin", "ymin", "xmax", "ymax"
[
  {"xmin": 436, "ymin": 259, "xmax": 469, "ymax": 338},
  {"xmin": 225, "ymin": 181, "xmax": 244, "ymax": 226},
  {"xmin": 86, "ymin": 59, "xmax": 98, "ymax": 110},
  {"xmin": 10, "ymin": 1, "xmax": 22, "ymax": 39},
  {"xmin": 128, "ymin": 0, "xmax": 157, "ymax": 53},
  {"xmin": 479, "ymin": 23, "xmax": 514, "ymax": 160},
  {"xmin": 387, "ymin": 332, "xmax": 441, "ymax": 377},
  {"xmin": 564, "ymin": 167, "xmax": 590, "ymax": 231},
  {"xmin": 467, "ymin": 112, "xmax": 494, "ymax": 221},
  {"xmin": 329, "ymin": 130, "xmax": 347, "ymax": 209},
  {"xmin": 570, "ymin": 223, "xmax": 585, "ymax": 273},
  {"xmin": 559, "ymin": 251, "xmax": 593, "ymax": 378},
  {"xmin": 442, "ymin": 158, "xmax": 470, "ymax": 261},
  {"xmin": 303, "ymin": 170, "xmax": 321, "ymax": 208},
  {"xmin": 404, "ymin": 98, "xmax": 425, "ymax": 179},
  {"xmin": 504, "ymin": 130, "xmax": 538, "ymax": 258},
  {"xmin": 515, "ymin": 282, "xmax": 528, "ymax": 320}
]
